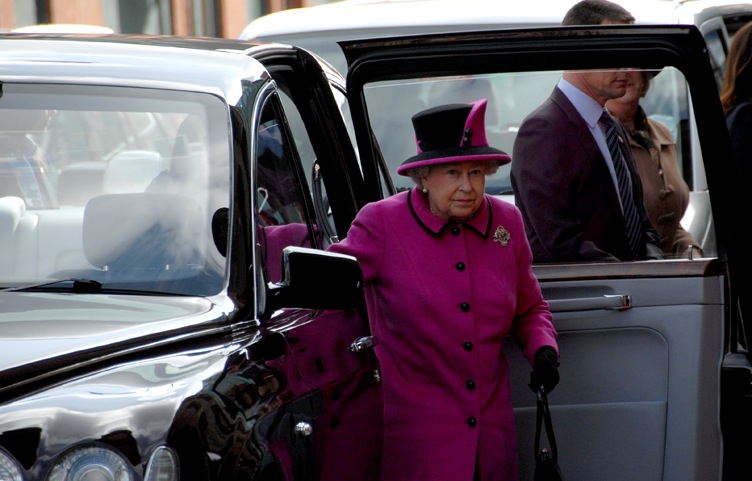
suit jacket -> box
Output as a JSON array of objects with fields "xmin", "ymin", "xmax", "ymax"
[
  {"xmin": 511, "ymin": 86, "xmax": 663, "ymax": 262},
  {"xmin": 329, "ymin": 189, "xmax": 558, "ymax": 481}
]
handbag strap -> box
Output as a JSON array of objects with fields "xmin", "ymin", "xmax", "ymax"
[{"xmin": 534, "ymin": 387, "xmax": 559, "ymax": 463}]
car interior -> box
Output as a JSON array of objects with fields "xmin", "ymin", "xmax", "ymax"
[{"xmin": 0, "ymin": 86, "xmax": 230, "ymax": 295}]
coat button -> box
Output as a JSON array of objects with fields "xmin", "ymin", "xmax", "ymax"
[
  {"xmin": 460, "ymin": 302, "xmax": 470, "ymax": 312},
  {"xmin": 467, "ymin": 417, "xmax": 477, "ymax": 427},
  {"xmin": 466, "ymin": 380, "xmax": 475, "ymax": 390},
  {"xmin": 463, "ymin": 342, "xmax": 473, "ymax": 351},
  {"xmin": 456, "ymin": 262, "xmax": 465, "ymax": 271},
  {"xmin": 451, "ymin": 226, "xmax": 461, "ymax": 236}
]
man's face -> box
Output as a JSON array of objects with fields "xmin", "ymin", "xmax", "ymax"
[
  {"xmin": 561, "ymin": 17, "xmax": 634, "ymax": 105},
  {"xmin": 568, "ymin": 68, "xmax": 630, "ymax": 105}
]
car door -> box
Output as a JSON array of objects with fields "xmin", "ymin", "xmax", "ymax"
[
  {"xmin": 341, "ymin": 25, "xmax": 752, "ymax": 481},
  {"xmin": 693, "ymin": 7, "xmax": 752, "ymax": 90},
  {"xmin": 240, "ymin": 47, "xmax": 382, "ymax": 481}
]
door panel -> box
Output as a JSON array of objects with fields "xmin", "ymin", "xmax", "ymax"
[
  {"xmin": 248, "ymin": 71, "xmax": 382, "ymax": 479},
  {"xmin": 342, "ymin": 25, "xmax": 752, "ymax": 481},
  {"xmin": 506, "ymin": 262, "xmax": 724, "ymax": 481}
]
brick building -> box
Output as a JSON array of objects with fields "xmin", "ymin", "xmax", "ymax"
[{"xmin": 0, "ymin": 0, "xmax": 329, "ymax": 38}]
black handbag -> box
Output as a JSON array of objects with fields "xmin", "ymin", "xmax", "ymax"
[{"xmin": 534, "ymin": 387, "xmax": 564, "ymax": 481}]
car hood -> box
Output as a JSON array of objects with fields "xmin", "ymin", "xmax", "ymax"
[{"xmin": 0, "ymin": 291, "xmax": 228, "ymax": 371}]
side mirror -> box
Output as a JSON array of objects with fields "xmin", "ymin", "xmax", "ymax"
[{"xmin": 265, "ymin": 246, "xmax": 364, "ymax": 312}]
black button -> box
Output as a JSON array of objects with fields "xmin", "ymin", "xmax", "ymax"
[
  {"xmin": 463, "ymin": 342, "xmax": 473, "ymax": 351},
  {"xmin": 467, "ymin": 417, "xmax": 477, "ymax": 427},
  {"xmin": 456, "ymin": 262, "xmax": 465, "ymax": 271},
  {"xmin": 460, "ymin": 302, "xmax": 470, "ymax": 312},
  {"xmin": 466, "ymin": 380, "xmax": 475, "ymax": 390},
  {"xmin": 451, "ymin": 226, "xmax": 461, "ymax": 236}
]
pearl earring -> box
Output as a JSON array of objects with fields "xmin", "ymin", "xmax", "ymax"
[{"xmin": 422, "ymin": 187, "xmax": 428, "ymax": 193}]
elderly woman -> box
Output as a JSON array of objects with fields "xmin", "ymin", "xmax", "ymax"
[{"xmin": 328, "ymin": 98, "xmax": 559, "ymax": 481}]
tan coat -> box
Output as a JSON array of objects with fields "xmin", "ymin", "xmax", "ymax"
[{"xmin": 628, "ymin": 109, "xmax": 701, "ymax": 257}]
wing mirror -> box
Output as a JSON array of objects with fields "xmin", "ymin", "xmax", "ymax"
[{"xmin": 265, "ymin": 246, "xmax": 364, "ymax": 312}]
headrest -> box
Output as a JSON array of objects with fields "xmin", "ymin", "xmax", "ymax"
[
  {"xmin": 83, "ymin": 193, "xmax": 205, "ymax": 270},
  {"xmin": 103, "ymin": 150, "xmax": 164, "ymax": 194},
  {"xmin": 0, "ymin": 196, "xmax": 26, "ymax": 234}
]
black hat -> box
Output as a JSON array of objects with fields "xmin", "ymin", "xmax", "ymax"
[{"xmin": 397, "ymin": 98, "xmax": 510, "ymax": 176}]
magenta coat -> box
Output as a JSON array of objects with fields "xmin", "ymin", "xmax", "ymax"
[{"xmin": 328, "ymin": 188, "xmax": 558, "ymax": 481}]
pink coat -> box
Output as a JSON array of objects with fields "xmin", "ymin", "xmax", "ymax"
[{"xmin": 329, "ymin": 188, "xmax": 558, "ymax": 481}]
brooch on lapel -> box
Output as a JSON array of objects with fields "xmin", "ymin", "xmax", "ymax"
[{"xmin": 493, "ymin": 226, "xmax": 510, "ymax": 246}]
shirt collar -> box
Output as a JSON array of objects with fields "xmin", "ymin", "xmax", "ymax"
[
  {"xmin": 407, "ymin": 187, "xmax": 493, "ymax": 238},
  {"xmin": 558, "ymin": 77, "xmax": 604, "ymax": 129}
]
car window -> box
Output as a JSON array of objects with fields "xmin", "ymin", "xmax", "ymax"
[
  {"xmin": 255, "ymin": 94, "xmax": 322, "ymax": 284},
  {"xmin": 277, "ymin": 84, "xmax": 353, "ymax": 246},
  {"xmin": 0, "ymin": 84, "xmax": 231, "ymax": 294},
  {"xmin": 697, "ymin": 11, "xmax": 752, "ymax": 90},
  {"xmin": 362, "ymin": 67, "xmax": 715, "ymax": 260},
  {"xmin": 703, "ymin": 28, "xmax": 728, "ymax": 89}
]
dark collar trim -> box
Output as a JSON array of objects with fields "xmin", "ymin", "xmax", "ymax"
[
  {"xmin": 407, "ymin": 190, "xmax": 493, "ymax": 238},
  {"xmin": 408, "ymin": 189, "xmax": 444, "ymax": 237}
]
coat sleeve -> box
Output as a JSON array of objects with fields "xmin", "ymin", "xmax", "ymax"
[
  {"xmin": 727, "ymin": 102, "xmax": 752, "ymax": 187},
  {"xmin": 506, "ymin": 204, "xmax": 559, "ymax": 364},
  {"xmin": 326, "ymin": 201, "xmax": 384, "ymax": 285}
]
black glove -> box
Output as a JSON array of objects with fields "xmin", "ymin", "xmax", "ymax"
[{"xmin": 529, "ymin": 346, "xmax": 559, "ymax": 394}]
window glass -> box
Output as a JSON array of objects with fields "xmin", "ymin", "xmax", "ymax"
[
  {"xmin": 0, "ymin": 84, "xmax": 230, "ymax": 294},
  {"xmin": 703, "ymin": 29, "xmax": 727, "ymax": 90},
  {"xmin": 365, "ymin": 71, "xmax": 560, "ymax": 198},
  {"xmin": 363, "ymin": 67, "xmax": 715, "ymax": 260},
  {"xmin": 278, "ymin": 89, "xmax": 340, "ymax": 247},
  {"xmin": 255, "ymin": 95, "xmax": 319, "ymax": 284}
]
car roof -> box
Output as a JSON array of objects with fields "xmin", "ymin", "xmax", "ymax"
[
  {"xmin": 238, "ymin": 0, "xmax": 728, "ymax": 39},
  {"xmin": 0, "ymin": 34, "xmax": 277, "ymax": 99}
]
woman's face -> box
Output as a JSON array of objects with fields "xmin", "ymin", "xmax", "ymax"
[
  {"xmin": 609, "ymin": 70, "xmax": 645, "ymax": 108},
  {"xmin": 422, "ymin": 161, "xmax": 487, "ymax": 221}
]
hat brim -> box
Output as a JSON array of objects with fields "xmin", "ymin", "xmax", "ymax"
[{"xmin": 397, "ymin": 146, "xmax": 510, "ymax": 176}]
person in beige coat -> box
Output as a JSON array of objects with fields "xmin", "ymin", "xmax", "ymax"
[{"xmin": 605, "ymin": 69, "xmax": 702, "ymax": 258}]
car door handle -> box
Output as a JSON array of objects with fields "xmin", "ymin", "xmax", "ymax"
[
  {"xmin": 350, "ymin": 336, "xmax": 378, "ymax": 353},
  {"xmin": 547, "ymin": 294, "xmax": 631, "ymax": 313}
]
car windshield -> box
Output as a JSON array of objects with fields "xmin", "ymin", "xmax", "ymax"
[{"xmin": 0, "ymin": 83, "xmax": 231, "ymax": 295}]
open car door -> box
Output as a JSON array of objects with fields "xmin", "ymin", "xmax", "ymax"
[{"xmin": 341, "ymin": 24, "xmax": 752, "ymax": 481}]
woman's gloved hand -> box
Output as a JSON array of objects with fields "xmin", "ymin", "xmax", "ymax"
[{"xmin": 529, "ymin": 346, "xmax": 560, "ymax": 394}]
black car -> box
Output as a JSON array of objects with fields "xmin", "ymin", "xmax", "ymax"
[
  {"xmin": 0, "ymin": 23, "xmax": 750, "ymax": 481},
  {"xmin": 0, "ymin": 34, "xmax": 378, "ymax": 481}
]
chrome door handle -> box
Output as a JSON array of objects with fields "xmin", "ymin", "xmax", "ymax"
[
  {"xmin": 294, "ymin": 421, "xmax": 313, "ymax": 437},
  {"xmin": 547, "ymin": 294, "xmax": 631, "ymax": 312},
  {"xmin": 349, "ymin": 336, "xmax": 378, "ymax": 353}
]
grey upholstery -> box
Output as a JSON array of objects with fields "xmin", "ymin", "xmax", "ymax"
[
  {"xmin": 82, "ymin": 193, "xmax": 205, "ymax": 272},
  {"xmin": 103, "ymin": 150, "xmax": 164, "ymax": 194},
  {"xmin": 57, "ymin": 161, "xmax": 107, "ymax": 206},
  {"xmin": 0, "ymin": 196, "xmax": 25, "ymax": 275}
]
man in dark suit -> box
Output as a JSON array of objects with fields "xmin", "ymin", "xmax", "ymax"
[{"xmin": 511, "ymin": 0, "xmax": 664, "ymax": 262}]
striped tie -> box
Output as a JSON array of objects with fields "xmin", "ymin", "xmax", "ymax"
[{"xmin": 600, "ymin": 110, "xmax": 643, "ymax": 258}]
